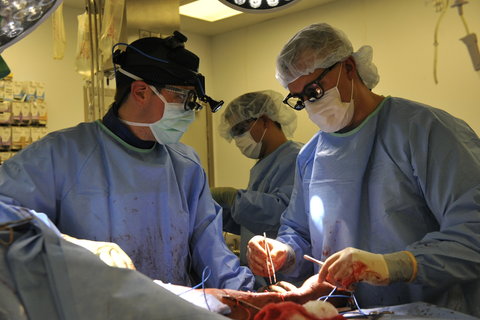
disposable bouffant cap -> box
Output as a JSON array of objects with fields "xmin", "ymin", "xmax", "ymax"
[
  {"xmin": 219, "ymin": 90, "xmax": 297, "ymax": 141},
  {"xmin": 276, "ymin": 23, "xmax": 379, "ymax": 89}
]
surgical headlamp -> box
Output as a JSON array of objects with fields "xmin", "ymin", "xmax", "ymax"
[
  {"xmin": 112, "ymin": 31, "xmax": 223, "ymax": 113},
  {"xmin": 160, "ymin": 85, "xmax": 204, "ymax": 113}
]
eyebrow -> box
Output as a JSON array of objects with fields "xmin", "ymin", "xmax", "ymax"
[{"xmin": 294, "ymin": 63, "xmax": 339, "ymax": 95}]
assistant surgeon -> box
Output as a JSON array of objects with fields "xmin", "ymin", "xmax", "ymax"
[{"xmin": 247, "ymin": 23, "xmax": 480, "ymax": 317}]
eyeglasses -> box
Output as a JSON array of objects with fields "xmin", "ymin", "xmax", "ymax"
[
  {"xmin": 230, "ymin": 118, "xmax": 256, "ymax": 137},
  {"xmin": 161, "ymin": 85, "xmax": 203, "ymax": 112},
  {"xmin": 282, "ymin": 62, "xmax": 339, "ymax": 111}
]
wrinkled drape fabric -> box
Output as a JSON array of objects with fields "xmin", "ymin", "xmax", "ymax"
[{"xmin": 0, "ymin": 206, "xmax": 230, "ymax": 319}]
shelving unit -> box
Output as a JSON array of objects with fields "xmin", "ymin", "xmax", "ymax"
[{"xmin": 0, "ymin": 78, "xmax": 48, "ymax": 163}]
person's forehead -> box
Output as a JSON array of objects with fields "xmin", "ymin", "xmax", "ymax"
[
  {"xmin": 165, "ymin": 85, "xmax": 195, "ymax": 91},
  {"xmin": 287, "ymin": 68, "xmax": 325, "ymax": 94},
  {"xmin": 229, "ymin": 116, "xmax": 253, "ymax": 128}
]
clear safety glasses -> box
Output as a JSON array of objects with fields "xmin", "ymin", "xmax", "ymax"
[
  {"xmin": 161, "ymin": 85, "xmax": 202, "ymax": 112},
  {"xmin": 282, "ymin": 62, "xmax": 339, "ymax": 111}
]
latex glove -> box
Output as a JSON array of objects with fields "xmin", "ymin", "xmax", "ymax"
[
  {"xmin": 318, "ymin": 247, "xmax": 416, "ymax": 291},
  {"xmin": 211, "ymin": 187, "xmax": 237, "ymax": 209},
  {"xmin": 62, "ymin": 234, "xmax": 136, "ymax": 270},
  {"xmin": 247, "ymin": 235, "xmax": 295, "ymax": 277}
]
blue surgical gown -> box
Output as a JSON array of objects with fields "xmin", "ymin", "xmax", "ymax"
[
  {"xmin": 0, "ymin": 120, "xmax": 254, "ymax": 291},
  {"xmin": 277, "ymin": 97, "xmax": 480, "ymax": 316},
  {"xmin": 230, "ymin": 140, "xmax": 302, "ymax": 264}
]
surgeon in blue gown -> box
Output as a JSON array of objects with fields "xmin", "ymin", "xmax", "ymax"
[
  {"xmin": 212, "ymin": 90, "xmax": 303, "ymax": 268},
  {"xmin": 247, "ymin": 23, "xmax": 480, "ymax": 317},
  {"xmin": 0, "ymin": 32, "xmax": 254, "ymax": 291}
]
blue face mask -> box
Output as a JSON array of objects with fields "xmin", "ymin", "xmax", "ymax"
[
  {"xmin": 122, "ymin": 86, "xmax": 195, "ymax": 144},
  {"xmin": 116, "ymin": 68, "xmax": 195, "ymax": 144}
]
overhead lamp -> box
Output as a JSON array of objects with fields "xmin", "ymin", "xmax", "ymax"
[
  {"xmin": 180, "ymin": 0, "xmax": 242, "ymax": 22},
  {"xmin": 218, "ymin": 0, "xmax": 301, "ymax": 12},
  {"xmin": 0, "ymin": 0, "xmax": 63, "ymax": 53}
]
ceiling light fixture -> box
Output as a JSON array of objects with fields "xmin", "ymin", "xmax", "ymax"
[
  {"xmin": 219, "ymin": 0, "xmax": 301, "ymax": 12},
  {"xmin": 179, "ymin": 0, "xmax": 242, "ymax": 22}
]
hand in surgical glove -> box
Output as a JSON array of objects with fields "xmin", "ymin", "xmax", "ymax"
[
  {"xmin": 211, "ymin": 187, "xmax": 237, "ymax": 209},
  {"xmin": 247, "ymin": 235, "xmax": 295, "ymax": 277},
  {"xmin": 62, "ymin": 234, "xmax": 136, "ymax": 270},
  {"xmin": 318, "ymin": 247, "xmax": 416, "ymax": 291}
]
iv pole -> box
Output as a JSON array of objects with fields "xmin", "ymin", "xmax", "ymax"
[{"xmin": 84, "ymin": 0, "xmax": 106, "ymax": 121}]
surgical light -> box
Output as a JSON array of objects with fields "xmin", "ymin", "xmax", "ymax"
[
  {"xmin": 219, "ymin": 0, "xmax": 301, "ymax": 12},
  {"xmin": 0, "ymin": 0, "xmax": 62, "ymax": 52},
  {"xmin": 180, "ymin": 0, "xmax": 242, "ymax": 22}
]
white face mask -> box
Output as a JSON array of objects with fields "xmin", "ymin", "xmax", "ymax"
[
  {"xmin": 233, "ymin": 118, "xmax": 267, "ymax": 159},
  {"xmin": 305, "ymin": 63, "xmax": 354, "ymax": 133},
  {"xmin": 122, "ymin": 86, "xmax": 195, "ymax": 144}
]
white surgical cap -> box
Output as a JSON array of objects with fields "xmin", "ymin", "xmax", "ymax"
[
  {"xmin": 219, "ymin": 90, "xmax": 297, "ymax": 141},
  {"xmin": 275, "ymin": 23, "xmax": 379, "ymax": 89}
]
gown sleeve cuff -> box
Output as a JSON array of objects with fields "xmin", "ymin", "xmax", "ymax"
[
  {"xmin": 403, "ymin": 250, "xmax": 418, "ymax": 282},
  {"xmin": 384, "ymin": 250, "xmax": 418, "ymax": 283}
]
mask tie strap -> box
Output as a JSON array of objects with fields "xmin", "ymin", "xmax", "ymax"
[
  {"xmin": 117, "ymin": 67, "xmax": 143, "ymax": 81},
  {"xmin": 120, "ymin": 119, "xmax": 150, "ymax": 127},
  {"xmin": 335, "ymin": 62, "xmax": 343, "ymax": 87},
  {"xmin": 259, "ymin": 127, "xmax": 267, "ymax": 143},
  {"xmin": 149, "ymin": 85, "xmax": 169, "ymax": 105},
  {"xmin": 350, "ymin": 78, "xmax": 354, "ymax": 101},
  {"xmin": 250, "ymin": 117, "xmax": 267, "ymax": 143}
]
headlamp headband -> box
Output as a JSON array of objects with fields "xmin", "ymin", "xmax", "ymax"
[{"xmin": 111, "ymin": 33, "xmax": 223, "ymax": 113}]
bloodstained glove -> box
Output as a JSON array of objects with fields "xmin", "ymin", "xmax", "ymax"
[
  {"xmin": 318, "ymin": 247, "xmax": 417, "ymax": 291},
  {"xmin": 247, "ymin": 235, "xmax": 295, "ymax": 277}
]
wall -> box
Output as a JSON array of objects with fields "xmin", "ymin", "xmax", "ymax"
[
  {"xmin": 180, "ymin": 31, "xmax": 213, "ymax": 175},
  {"xmin": 2, "ymin": 5, "xmax": 86, "ymax": 132},
  {"xmin": 210, "ymin": 0, "xmax": 480, "ymax": 189}
]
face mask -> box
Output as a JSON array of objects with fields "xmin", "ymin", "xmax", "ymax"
[
  {"xmin": 233, "ymin": 119, "xmax": 267, "ymax": 159},
  {"xmin": 122, "ymin": 86, "xmax": 195, "ymax": 144},
  {"xmin": 305, "ymin": 63, "xmax": 354, "ymax": 133}
]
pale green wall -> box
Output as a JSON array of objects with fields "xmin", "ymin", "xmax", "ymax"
[{"xmin": 210, "ymin": 0, "xmax": 480, "ymax": 189}]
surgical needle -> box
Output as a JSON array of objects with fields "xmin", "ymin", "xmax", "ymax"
[{"xmin": 303, "ymin": 254, "xmax": 325, "ymax": 267}]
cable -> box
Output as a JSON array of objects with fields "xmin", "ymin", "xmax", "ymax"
[
  {"xmin": 110, "ymin": 42, "xmax": 169, "ymax": 81},
  {"xmin": 350, "ymin": 293, "xmax": 368, "ymax": 316},
  {"xmin": 452, "ymin": 0, "xmax": 470, "ymax": 34},
  {"xmin": 178, "ymin": 266, "xmax": 211, "ymax": 293},
  {"xmin": 318, "ymin": 286, "xmax": 337, "ymax": 302},
  {"xmin": 111, "ymin": 42, "xmax": 170, "ymax": 65},
  {"xmin": 200, "ymin": 267, "xmax": 211, "ymax": 311},
  {"xmin": 433, "ymin": 0, "xmax": 449, "ymax": 84},
  {"xmin": 317, "ymin": 287, "xmax": 368, "ymax": 317},
  {"xmin": 178, "ymin": 266, "xmax": 212, "ymax": 311}
]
